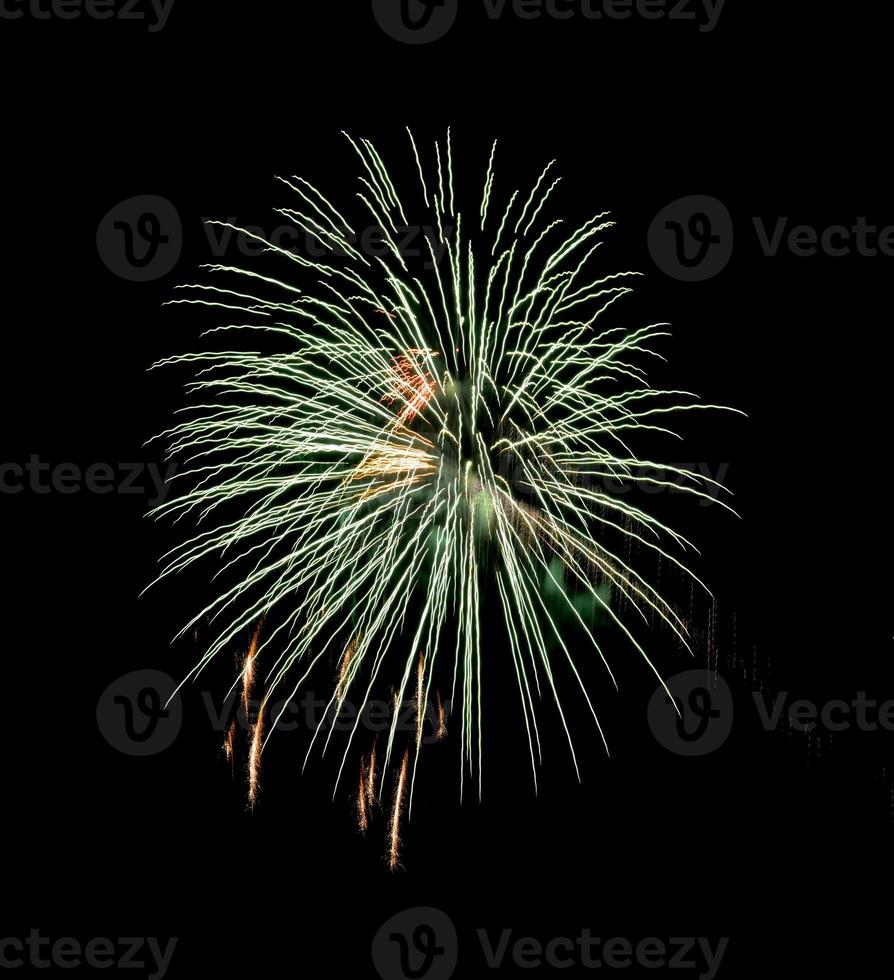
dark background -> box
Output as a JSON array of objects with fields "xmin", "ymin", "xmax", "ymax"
[{"xmin": 3, "ymin": 1, "xmax": 892, "ymax": 977}]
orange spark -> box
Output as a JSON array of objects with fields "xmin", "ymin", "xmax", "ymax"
[
  {"xmin": 416, "ymin": 652, "xmax": 425, "ymax": 747},
  {"xmin": 387, "ymin": 749, "xmax": 410, "ymax": 872},
  {"xmin": 367, "ymin": 740, "xmax": 378, "ymax": 805},
  {"xmin": 337, "ymin": 635, "xmax": 359, "ymax": 703},
  {"xmin": 383, "ymin": 349, "xmax": 439, "ymax": 424},
  {"xmin": 248, "ymin": 705, "xmax": 264, "ymax": 808},
  {"xmin": 357, "ymin": 756, "xmax": 369, "ymax": 835},
  {"xmin": 350, "ymin": 441, "xmax": 436, "ymax": 501},
  {"xmin": 242, "ymin": 619, "xmax": 264, "ymax": 716},
  {"xmin": 224, "ymin": 721, "xmax": 236, "ymax": 766},
  {"xmin": 435, "ymin": 691, "xmax": 447, "ymax": 741},
  {"xmin": 345, "ymin": 349, "xmax": 440, "ymax": 501}
]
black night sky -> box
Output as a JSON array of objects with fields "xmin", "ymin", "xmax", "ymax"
[{"xmin": 3, "ymin": 2, "xmax": 892, "ymax": 978}]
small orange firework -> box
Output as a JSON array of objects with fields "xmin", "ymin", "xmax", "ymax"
[
  {"xmin": 387, "ymin": 749, "xmax": 410, "ymax": 872},
  {"xmin": 248, "ymin": 707, "xmax": 264, "ymax": 808},
  {"xmin": 357, "ymin": 756, "xmax": 370, "ymax": 835},
  {"xmin": 416, "ymin": 652, "xmax": 426, "ymax": 747},
  {"xmin": 336, "ymin": 635, "xmax": 359, "ymax": 703},
  {"xmin": 242, "ymin": 619, "xmax": 264, "ymax": 716},
  {"xmin": 224, "ymin": 721, "xmax": 236, "ymax": 767},
  {"xmin": 350, "ymin": 440, "xmax": 436, "ymax": 501},
  {"xmin": 346, "ymin": 349, "xmax": 440, "ymax": 503},
  {"xmin": 383, "ymin": 349, "xmax": 439, "ymax": 424},
  {"xmin": 358, "ymin": 744, "xmax": 379, "ymax": 836},
  {"xmin": 435, "ymin": 691, "xmax": 448, "ymax": 741},
  {"xmin": 367, "ymin": 740, "xmax": 378, "ymax": 805}
]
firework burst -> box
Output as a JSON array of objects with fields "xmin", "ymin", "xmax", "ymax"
[{"xmin": 149, "ymin": 130, "xmax": 740, "ymax": 864}]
